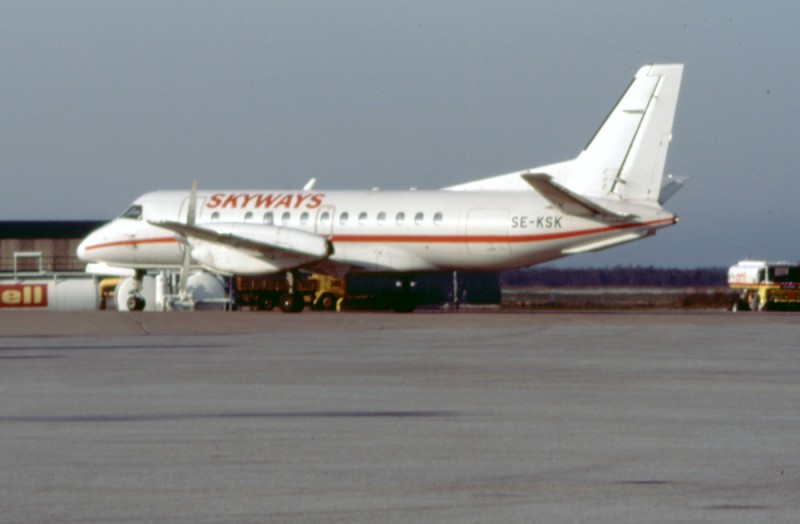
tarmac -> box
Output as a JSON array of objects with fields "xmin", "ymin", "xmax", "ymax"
[{"xmin": 1, "ymin": 310, "xmax": 799, "ymax": 523}]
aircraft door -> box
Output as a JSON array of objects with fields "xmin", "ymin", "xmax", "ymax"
[
  {"xmin": 316, "ymin": 205, "xmax": 336, "ymax": 236},
  {"xmin": 466, "ymin": 209, "xmax": 510, "ymax": 256}
]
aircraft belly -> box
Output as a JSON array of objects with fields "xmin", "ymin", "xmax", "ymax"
[{"xmin": 332, "ymin": 243, "xmax": 440, "ymax": 272}]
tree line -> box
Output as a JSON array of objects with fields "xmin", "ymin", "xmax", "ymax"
[{"xmin": 501, "ymin": 266, "xmax": 727, "ymax": 288}]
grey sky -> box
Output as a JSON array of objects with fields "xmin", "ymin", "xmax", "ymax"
[{"xmin": 2, "ymin": 0, "xmax": 798, "ymax": 267}]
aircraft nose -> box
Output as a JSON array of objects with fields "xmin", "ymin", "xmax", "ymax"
[
  {"xmin": 76, "ymin": 235, "xmax": 92, "ymax": 262},
  {"xmin": 77, "ymin": 229, "xmax": 103, "ymax": 262}
]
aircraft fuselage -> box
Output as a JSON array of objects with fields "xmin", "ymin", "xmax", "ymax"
[{"xmin": 78, "ymin": 188, "xmax": 675, "ymax": 275}]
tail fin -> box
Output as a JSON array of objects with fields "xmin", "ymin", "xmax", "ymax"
[
  {"xmin": 444, "ymin": 64, "xmax": 684, "ymax": 200},
  {"xmin": 561, "ymin": 64, "xmax": 684, "ymax": 203}
]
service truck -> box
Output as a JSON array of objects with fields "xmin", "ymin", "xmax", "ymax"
[
  {"xmin": 728, "ymin": 260, "xmax": 800, "ymax": 311},
  {"xmin": 234, "ymin": 273, "xmax": 344, "ymax": 312}
]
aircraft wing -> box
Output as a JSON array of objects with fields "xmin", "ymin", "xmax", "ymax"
[
  {"xmin": 151, "ymin": 220, "xmax": 332, "ymax": 273},
  {"xmin": 521, "ymin": 174, "xmax": 634, "ymax": 221}
]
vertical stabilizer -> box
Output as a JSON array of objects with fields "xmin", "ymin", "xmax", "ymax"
[{"xmin": 561, "ymin": 64, "xmax": 683, "ymax": 203}]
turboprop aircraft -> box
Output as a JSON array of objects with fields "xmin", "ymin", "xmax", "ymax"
[{"xmin": 78, "ymin": 63, "xmax": 685, "ymax": 312}]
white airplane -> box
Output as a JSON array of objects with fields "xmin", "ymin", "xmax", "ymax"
[{"xmin": 78, "ymin": 64, "xmax": 685, "ymax": 312}]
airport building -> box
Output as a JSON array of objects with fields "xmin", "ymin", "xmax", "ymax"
[
  {"xmin": 0, "ymin": 221, "xmax": 105, "ymax": 310},
  {"xmin": 0, "ymin": 221, "xmax": 103, "ymax": 273}
]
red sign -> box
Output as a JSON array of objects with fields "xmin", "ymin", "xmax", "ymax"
[{"xmin": 0, "ymin": 284, "xmax": 48, "ymax": 308}]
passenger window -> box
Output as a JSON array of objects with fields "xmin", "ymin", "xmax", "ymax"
[
  {"xmin": 396, "ymin": 212, "xmax": 405, "ymax": 225},
  {"xmin": 211, "ymin": 211, "xmax": 220, "ymax": 222},
  {"xmin": 281, "ymin": 212, "xmax": 291, "ymax": 225},
  {"xmin": 358, "ymin": 212, "xmax": 368, "ymax": 225},
  {"xmin": 320, "ymin": 211, "xmax": 331, "ymax": 226},
  {"xmin": 300, "ymin": 212, "xmax": 309, "ymax": 225},
  {"xmin": 414, "ymin": 212, "xmax": 424, "ymax": 225},
  {"xmin": 263, "ymin": 212, "xmax": 274, "ymax": 225},
  {"xmin": 244, "ymin": 211, "xmax": 254, "ymax": 222},
  {"xmin": 340, "ymin": 212, "xmax": 349, "ymax": 226},
  {"xmin": 433, "ymin": 212, "xmax": 443, "ymax": 226},
  {"xmin": 377, "ymin": 212, "xmax": 386, "ymax": 225},
  {"xmin": 120, "ymin": 205, "xmax": 143, "ymax": 220}
]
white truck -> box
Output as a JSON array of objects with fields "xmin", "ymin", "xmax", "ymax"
[{"xmin": 728, "ymin": 260, "xmax": 800, "ymax": 311}]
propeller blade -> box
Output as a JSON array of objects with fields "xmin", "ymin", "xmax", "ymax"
[
  {"xmin": 179, "ymin": 180, "xmax": 198, "ymax": 299},
  {"xmin": 187, "ymin": 179, "xmax": 197, "ymax": 226}
]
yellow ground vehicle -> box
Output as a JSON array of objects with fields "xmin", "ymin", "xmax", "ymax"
[
  {"xmin": 728, "ymin": 260, "xmax": 800, "ymax": 311},
  {"xmin": 234, "ymin": 274, "xmax": 344, "ymax": 312},
  {"xmin": 98, "ymin": 278, "xmax": 121, "ymax": 310}
]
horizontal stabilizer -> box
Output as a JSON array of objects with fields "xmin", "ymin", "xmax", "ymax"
[{"xmin": 521, "ymin": 174, "xmax": 633, "ymax": 221}]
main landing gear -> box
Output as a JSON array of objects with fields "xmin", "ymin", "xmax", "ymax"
[
  {"xmin": 279, "ymin": 270, "xmax": 305, "ymax": 313},
  {"xmin": 393, "ymin": 276, "xmax": 417, "ymax": 313}
]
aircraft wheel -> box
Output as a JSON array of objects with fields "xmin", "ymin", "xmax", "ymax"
[
  {"xmin": 279, "ymin": 293, "xmax": 304, "ymax": 313},
  {"xmin": 279, "ymin": 293, "xmax": 294, "ymax": 313},
  {"xmin": 127, "ymin": 295, "xmax": 145, "ymax": 311}
]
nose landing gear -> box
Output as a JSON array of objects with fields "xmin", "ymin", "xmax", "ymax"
[{"xmin": 126, "ymin": 270, "xmax": 147, "ymax": 311}]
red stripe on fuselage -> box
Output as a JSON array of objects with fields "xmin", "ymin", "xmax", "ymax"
[
  {"xmin": 330, "ymin": 218, "xmax": 673, "ymax": 243},
  {"xmin": 84, "ymin": 237, "xmax": 179, "ymax": 251}
]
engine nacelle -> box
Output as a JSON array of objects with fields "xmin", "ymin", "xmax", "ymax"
[
  {"xmin": 191, "ymin": 244, "xmax": 286, "ymax": 275},
  {"xmin": 204, "ymin": 223, "xmax": 331, "ymax": 258},
  {"xmin": 189, "ymin": 223, "xmax": 331, "ymax": 275}
]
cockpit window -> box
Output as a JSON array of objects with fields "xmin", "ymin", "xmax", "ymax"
[{"xmin": 120, "ymin": 205, "xmax": 143, "ymax": 220}]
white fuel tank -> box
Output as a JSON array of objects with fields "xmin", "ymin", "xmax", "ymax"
[{"xmin": 0, "ymin": 278, "xmax": 98, "ymax": 311}]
